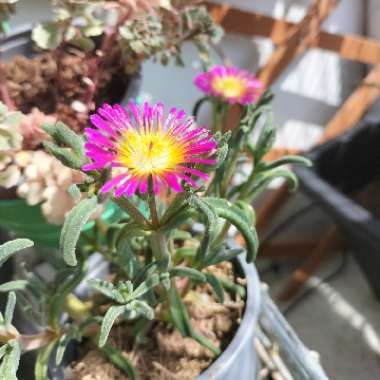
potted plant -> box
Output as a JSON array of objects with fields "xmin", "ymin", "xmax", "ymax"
[
  {"xmin": 0, "ymin": 64, "xmax": 309, "ymax": 379},
  {"xmin": 294, "ymin": 120, "xmax": 380, "ymax": 299},
  {"xmin": 0, "ymin": 0, "xmax": 221, "ymax": 246}
]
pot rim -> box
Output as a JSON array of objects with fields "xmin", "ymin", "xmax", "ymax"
[{"xmin": 197, "ymin": 252, "xmax": 261, "ymax": 380}]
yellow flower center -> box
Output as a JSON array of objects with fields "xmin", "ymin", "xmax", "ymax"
[
  {"xmin": 211, "ymin": 76, "xmax": 247, "ymax": 98},
  {"xmin": 117, "ymin": 128, "xmax": 186, "ymax": 176}
]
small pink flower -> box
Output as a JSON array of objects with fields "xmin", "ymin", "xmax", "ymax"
[
  {"xmin": 194, "ymin": 65, "xmax": 264, "ymax": 105},
  {"xmin": 83, "ymin": 102, "xmax": 217, "ymax": 197}
]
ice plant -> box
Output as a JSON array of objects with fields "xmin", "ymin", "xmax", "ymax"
[
  {"xmin": 0, "ymin": 92, "xmax": 312, "ymax": 379},
  {"xmin": 194, "ymin": 65, "xmax": 264, "ymax": 105},
  {"xmin": 83, "ymin": 102, "xmax": 217, "ymax": 197}
]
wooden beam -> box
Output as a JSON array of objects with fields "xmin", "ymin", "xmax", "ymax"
[
  {"xmin": 207, "ymin": 2, "xmax": 380, "ymax": 66},
  {"xmin": 263, "ymin": 148, "xmax": 300, "ymax": 162},
  {"xmin": 260, "ymin": 241, "xmax": 319, "ymax": 259},
  {"xmin": 256, "ymin": 0, "xmax": 340, "ymax": 86},
  {"xmin": 320, "ymin": 64, "xmax": 380, "ymax": 144}
]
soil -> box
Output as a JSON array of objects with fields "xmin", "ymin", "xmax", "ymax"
[
  {"xmin": 1, "ymin": 44, "xmax": 131, "ymax": 132},
  {"xmin": 65, "ymin": 261, "xmax": 246, "ymax": 380}
]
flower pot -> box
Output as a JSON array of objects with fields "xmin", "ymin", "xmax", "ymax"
[
  {"xmin": 197, "ymin": 255, "xmax": 261, "ymax": 380},
  {"xmin": 46, "ymin": 254, "xmax": 262, "ymax": 380},
  {"xmin": 0, "ymin": 25, "xmax": 141, "ymax": 247},
  {"xmin": 294, "ymin": 120, "xmax": 380, "ymax": 298}
]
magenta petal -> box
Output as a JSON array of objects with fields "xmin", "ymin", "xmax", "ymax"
[
  {"xmin": 164, "ymin": 173, "xmax": 183, "ymax": 192},
  {"xmin": 100, "ymin": 174, "xmax": 127, "ymax": 193}
]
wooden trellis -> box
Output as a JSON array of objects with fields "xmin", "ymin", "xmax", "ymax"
[{"xmin": 206, "ymin": 0, "xmax": 380, "ymax": 299}]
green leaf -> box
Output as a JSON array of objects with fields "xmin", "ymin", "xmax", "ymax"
[
  {"xmin": 60, "ymin": 196, "xmax": 98, "ymax": 266},
  {"xmin": 248, "ymin": 169, "xmax": 299, "ymax": 202},
  {"xmin": 168, "ymin": 286, "xmax": 220, "ymax": 355},
  {"xmin": 34, "ymin": 342, "xmax": 55, "ymax": 380},
  {"xmin": 0, "ymin": 239, "xmax": 34, "ymax": 267},
  {"xmin": 4, "ymin": 292, "xmax": 16, "ymax": 327},
  {"xmin": 99, "ymin": 305, "xmax": 126, "ymax": 347},
  {"xmin": 235, "ymin": 200, "xmax": 256, "ymax": 226},
  {"xmin": 205, "ymin": 246, "xmax": 243, "ymax": 267},
  {"xmin": 205, "ymin": 272, "xmax": 224, "ymax": 303},
  {"xmin": 56, "ymin": 326, "xmax": 81, "ymax": 366},
  {"xmin": 254, "ymin": 115, "xmax": 276, "ymax": 163},
  {"xmin": 133, "ymin": 262, "xmax": 159, "ymax": 287},
  {"xmin": 68, "ymin": 184, "xmax": 81, "ymax": 201},
  {"xmin": 175, "ymin": 247, "xmax": 197, "ymax": 260},
  {"xmin": 204, "ymin": 198, "xmax": 259, "ymax": 262},
  {"xmin": 0, "ymin": 340, "xmax": 21, "ymax": 380},
  {"xmin": 189, "ymin": 196, "xmax": 218, "ymax": 265},
  {"xmin": 168, "ymin": 286, "xmax": 191, "ymax": 337},
  {"xmin": 130, "ymin": 300, "xmax": 154, "ymax": 320},
  {"xmin": 258, "ymin": 155, "xmax": 312, "ymax": 171},
  {"xmin": 218, "ymin": 276, "xmax": 246, "ymax": 299},
  {"xmin": 169, "ymin": 267, "xmax": 206, "ymax": 283},
  {"xmin": 100, "ymin": 343, "xmax": 140, "ymax": 380},
  {"xmin": 132, "ymin": 275, "xmax": 161, "ymax": 300},
  {"xmin": 171, "ymin": 230, "xmax": 192, "ymax": 241},
  {"xmin": 32, "ymin": 22, "xmax": 64, "ymax": 50},
  {"xmin": 48, "ymin": 121, "xmax": 85, "ymax": 157},
  {"xmin": 88, "ymin": 279, "xmax": 124, "ymax": 303},
  {"xmin": 43, "ymin": 141, "xmax": 86, "ymax": 170}
]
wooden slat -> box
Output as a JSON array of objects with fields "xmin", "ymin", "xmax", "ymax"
[
  {"xmin": 260, "ymin": 241, "xmax": 318, "ymax": 259},
  {"xmin": 263, "ymin": 148, "xmax": 300, "ymax": 162},
  {"xmin": 252, "ymin": 0, "xmax": 340, "ymax": 86},
  {"xmin": 320, "ymin": 64, "xmax": 380, "ymax": 143},
  {"xmin": 207, "ymin": 2, "xmax": 380, "ymax": 66}
]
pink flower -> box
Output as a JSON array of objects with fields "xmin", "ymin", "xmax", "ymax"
[
  {"xmin": 194, "ymin": 65, "xmax": 264, "ymax": 105},
  {"xmin": 83, "ymin": 102, "xmax": 217, "ymax": 197}
]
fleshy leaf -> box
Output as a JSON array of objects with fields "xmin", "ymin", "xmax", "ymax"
[
  {"xmin": 0, "ymin": 239, "xmax": 33, "ymax": 267},
  {"xmin": 60, "ymin": 196, "xmax": 98, "ymax": 266}
]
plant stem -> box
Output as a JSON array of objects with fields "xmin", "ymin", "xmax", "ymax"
[
  {"xmin": 114, "ymin": 197, "xmax": 150, "ymax": 228},
  {"xmin": 150, "ymin": 231, "xmax": 170, "ymax": 270},
  {"xmin": 238, "ymin": 166, "xmax": 258, "ymax": 201},
  {"xmin": 219, "ymin": 149, "xmax": 239, "ymax": 198},
  {"xmin": 148, "ymin": 176, "xmax": 159, "ymax": 228}
]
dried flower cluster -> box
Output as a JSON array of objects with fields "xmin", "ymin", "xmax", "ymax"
[{"xmin": 17, "ymin": 150, "xmax": 85, "ymax": 224}]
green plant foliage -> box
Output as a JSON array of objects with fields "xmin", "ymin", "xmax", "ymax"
[
  {"xmin": 204, "ymin": 198, "xmax": 259, "ymax": 262},
  {"xmin": 205, "ymin": 272, "xmax": 224, "ymax": 304},
  {"xmin": 0, "ymin": 340, "xmax": 21, "ymax": 380},
  {"xmin": 0, "ymin": 239, "xmax": 34, "ymax": 267},
  {"xmin": 55, "ymin": 325, "xmax": 81, "ymax": 365},
  {"xmin": 43, "ymin": 122, "xmax": 87, "ymax": 170},
  {"xmin": 4, "ymin": 292, "xmax": 16, "ymax": 328},
  {"xmin": 0, "ymin": 5, "xmax": 313, "ymax": 374},
  {"xmin": 60, "ymin": 196, "xmax": 98, "ymax": 266}
]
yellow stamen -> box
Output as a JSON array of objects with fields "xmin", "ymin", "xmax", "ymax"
[
  {"xmin": 211, "ymin": 75, "xmax": 247, "ymax": 98},
  {"xmin": 117, "ymin": 128, "xmax": 186, "ymax": 176}
]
